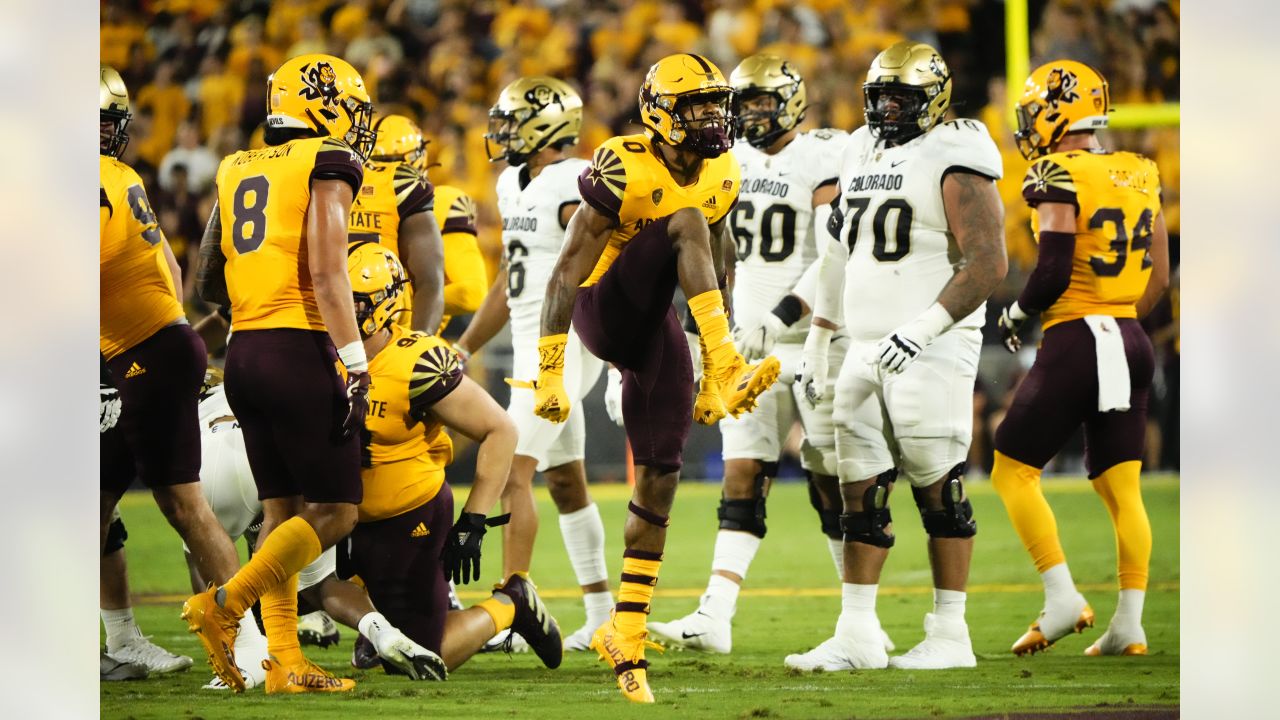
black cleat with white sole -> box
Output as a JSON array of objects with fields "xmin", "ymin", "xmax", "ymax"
[{"xmin": 494, "ymin": 574, "xmax": 563, "ymax": 669}]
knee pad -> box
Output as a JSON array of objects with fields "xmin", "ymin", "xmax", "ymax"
[
  {"xmin": 103, "ymin": 515, "xmax": 128, "ymax": 556},
  {"xmin": 717, "ymin": 462, "xmax": 774, "ymax": 538},
  {"xmin": 806, "ymin": 472, "xmax": 842, "ymax": 540},
  {"xmin": 912, "ymin": 463, "xmax": 977, "ymax": 539},
  {"xmin": 839, "ymin": 469, "xmax": 897, "ymax": 548}
]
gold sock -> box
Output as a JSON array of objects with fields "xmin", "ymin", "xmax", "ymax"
[
  {"xmin": 687, "ymin": 290, "xmax": 736, "ymax": 372},
  {"xmin": 991, "ymin": 451, "xmax": 1066, "ymax": 572},
  {"xmin": 615, "ymin": 551, "xmax": 662, "ymax": 638},
  {"xmin": 477, "ymin": 595, "xmax": 515, "ymax": 632},
  {"xmin": 262, "ymin": 573, "xmax": 303, "ymax": 666},
  {"xmin": 221, "ymin": 516, "xmax": 322, "ymax": 616},
  {"xmin": 1092, "ymin": 461, "xmax": 1152, "ymax": 591}
]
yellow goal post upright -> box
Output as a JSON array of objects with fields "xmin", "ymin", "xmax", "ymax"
[{"xmin": 1005, "ymin": 0, "xmax": 1179, "ymax": 129}]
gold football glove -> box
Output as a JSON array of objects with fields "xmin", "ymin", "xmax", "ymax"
[{"xmin": 507, "ymin": 334, "xmax": 571, "ymax": 424}]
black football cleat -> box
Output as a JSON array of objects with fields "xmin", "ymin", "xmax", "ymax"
[{"xmin": 494, "ymin": 573, "xmax": 563, "ymax": 669}]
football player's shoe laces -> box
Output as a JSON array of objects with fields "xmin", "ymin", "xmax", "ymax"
[
  {"xmin": 181, "ymin": 586, "xmax": 245, "ymax": 692},
  {"xmin": 1084, "ymin": 623, "xmax": 1148, "ymax": 657},
  {"xmin": 590, "ymin": 619, "xmax": 665, "ymax": 704},
  {"xmin": 1011, "ymin": 596, "xmax": 1094, "ymax": 656},
  {"xmin": 374, "ymin": 628, "xmax": 448, "ymax": 681},
  {"xmin": 480, "ymin": 627, "xmax": 531, "ymax": 654},
  {"xmin": 262, "ymin": 656, "xmax": 355, "ymax": 694},
  {"xmin": 647, "ymin": 610, "xmax": 732, "ymax": 654},
  {"xmin": 715, "ymin": 354, "xmax": 781, "ymax": 418},
  {"xmin": 297, "ymin": 611, "xmax": 341, "ymax": 648},
  {"xmin": 494, "ymin": 574, "xmax": 563, "ymax": 669},
  {"xmin": 108, "ymin": 636, "xmax": 193, "ymax": 674},
  {"xmin": 887, "ymin": 613, "xmax": 976, "ymax": 669}
]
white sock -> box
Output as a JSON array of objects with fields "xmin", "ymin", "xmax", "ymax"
[
  {"xmin": 836, "ymin": 583, "xmax": 878, "ymax": 635},
  {"xmin": 101, "ymin": 607, "xmax": 143, "ymax": 653},
  {"xmin": 826, "ymin": 537, "xmax": 844, "ymax": 580},
  {"xmin": 710, "ymin": 529, "xmax": 762, "ymax": 580},
  {"xmin": 933, "ymin": 588, "xmax": 966, "ymax": 619},
  {"xmin": 700, "ymin": 574, "xmax": 741, "ymax": 620},
  {"xmin": 559, "ymin": 503, "xmax": 609, "ymax": 587},
  {"xmin": 236, "ymin": 609, "xmax": 265, "ymax": 646},
  {"xmin": 1041, "ymin": 563, "xmax": 1078, "ymax": 605},
  {"xmin": 582, "ymin": 590, "xmax": 614, "ymax": 626},
  {"xmin": 1112, "ymin": 589, "xmax": 1145, "ymax": 628},
  {"xmin": 358, "ymin": 611, "xmax": 395, "ymax": 651}
]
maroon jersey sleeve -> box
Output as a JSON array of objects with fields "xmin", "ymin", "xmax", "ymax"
[
  {"xmin": 407, "ymin": 343, "xmax": 464, "ymax": 421},
  {"xmin": 311, "ymin": 137, "xmax": 365, "ymax": 196},
  {"xmin": 1021, "ymin": 157, "xmax": 1078, "ymax": 209},
  {"xmin": 577, "ymin": 144, "xmax": 626, "ymax": 224},
  {"xmin": 393, "ymin": 163, "xmax": 435, "ymax": 219}
]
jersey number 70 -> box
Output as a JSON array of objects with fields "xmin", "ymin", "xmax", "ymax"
[{"xmin": 841, "ymin": 197, "xmax": 914, "ymax": 262}]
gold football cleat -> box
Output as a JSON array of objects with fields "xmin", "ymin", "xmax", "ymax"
[
  {"xmin": 1084, "ymin": 641, "xmax": 1147, "ymax": 657},
  {"xmin": 1011, "ymin": 604, "xmax": 1095, "ymax": 656},
  {"xmin": 590, "ymin": 619, "xmax": 664, "ymax": 703},
  {"xmin": 716, "ymin": 355, "xmax": 781, "ymax": 418},
  {"xmin": 181, "ymin": 586, "xmax": 245, "ymax": 692},
  {"xmin": 263, "ymin": 657, "xmax": 356, "ymax": 694}
]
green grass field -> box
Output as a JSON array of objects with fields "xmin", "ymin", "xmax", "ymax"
[{"xmin": 102, "ymin": 476, "xmax": 1178, "ymax": 719}]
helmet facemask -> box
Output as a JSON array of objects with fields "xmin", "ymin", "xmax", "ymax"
[
  {"xmin": 100, "ymin": 109, "xmax": 131, "ymax": 158},
  {"xmin": 484, "ymin": 108, "xmax": 531, "ymax": 165},
  {"xmin": 353, "ymin": 278, "xmax": 407, "ymax": 337},
  {"xmin": 1014, "ymin": 102, "xmax": 1052, "ymax": 160},
  {"xmin": 672, "ymin": 90, "xmax": 735, "ymax": 158},
  {"xmin": 864, "ymin": 83, "xmax": 934, "ymax": 145},
  {"xmin": 342, "ymin": 97, "xmax": 377, "ymax": 161},
  {"xmin": 733, "ymin": 89, "xmax": 790, "ymax": 149}
]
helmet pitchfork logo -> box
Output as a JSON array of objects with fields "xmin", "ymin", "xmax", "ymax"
[
  {"xmin": 299, "ymin": 61, "xmax": 342, "ymax": 120},
  {"xmin": 1044, "ymin": 68, "xmax": 1080, "ymax": 115}
]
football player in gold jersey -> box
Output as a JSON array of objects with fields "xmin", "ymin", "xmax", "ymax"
[
  {"xmin": 344, "ymin": 242, "xmax": 564, "ymax": 672},
  {"xmin": 186, "ymin": 53, "xmax": 376, "ymax": 694},
  {"xmin": 432, "ymin": 181, "xmax": 488, "ymax": 331},
  {"xmin": 994, "ymin": 61, "xmax": 1170, "ymax": 658},
  {"xmin": 534, "ymin": 53, "xmax": 780, "ymax": 703},
  {"xmin": 99, "ymin": 65, "xmax": 242, "ymax": 641},
  {"xmin": 349, "ymin": 114, "xmax": 445, "ymax": 333}
]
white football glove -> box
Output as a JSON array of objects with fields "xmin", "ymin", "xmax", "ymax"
[
  {"xmin": 604, "ymin": 367, "xmax": 625, "ymax": 427},
  {"xmin": 100, "ymin": 383, "xmax": 121, "ymax": 433},
  {"xmin": 734, "ymin": 311, "xmax": 786, "ymax": 362},
  {"xmin": 795, "ymin": 326, "xmax": 833, "ymax": 408},
  {"xmin": 997, "ymin": 302, "xmax": 1028, "ymax": 354},
  {"xmin": 872, "ymin": 303, "xmax": 953, "ymax": 375}
]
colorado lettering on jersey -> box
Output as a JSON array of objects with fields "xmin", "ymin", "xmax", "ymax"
[
  {"xmin": 503, "ymin": 216, "xmax": 538, "ymax": 232},
  {"xmin": 232, "ymin": 144, "xmax": 295, "ymax": 165},
  {"xmin": 845, "ymin": 173, "xmax": 904, "ymax": 193},
  {"xmin": 742, "ymin": 177, "xmax": 791, "ymax": 198}
]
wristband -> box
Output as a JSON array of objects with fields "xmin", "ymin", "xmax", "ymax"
[
  {"xmin": 1007, "ymin": 301, "xmax": 1029, "ymax": 321},
  {"xmin": 804, "ymin": 325, "xmax": 834, "ymax": 350},
  {"xmin": 771, "ymin": 294, "xmax": 804, "ymax": 327},
  {"xmin": 911, "ymin": 302, "xmax": 955, "ymax": 342},
  {"xmin": 337, "ymin": 340, "xmax": 369, "ymax": 373}
]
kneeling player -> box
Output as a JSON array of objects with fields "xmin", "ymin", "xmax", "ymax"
[{"xmin": 993, "ymin": 60, "xmax": 1169, "ymax": 657}]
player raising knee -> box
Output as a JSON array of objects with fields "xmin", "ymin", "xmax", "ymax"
[
  {"xmin": 789, "ymin": 41, "xmax": 1007, "ymax": 672},
  {"xmin": 648, "ymin": 54, "xmax": 862, "ymax": 654},
  {"xmin": 533, "ymin": 54, "xmax": 781, "ymax": 703},
  {"xmin": 993, "ymin": 60, "xmax": 1169, "ymax": 658},
  {"xmin": 456, "ymin": 76, "xmax": 615, "ymax": 652},
  {"xmin": 186, "ymin": 53, "xmax": 376, "ymax": 694}
]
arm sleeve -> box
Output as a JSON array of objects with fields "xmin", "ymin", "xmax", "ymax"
[
  {"xmin": 311, "ymin": 138, "xmax": 365, "ymax": 196},
  {"xmin": 1017, "ymin": 229, "xmax": 1076, "ymax": 313},
  {"xmin": 812, "ymin": 196, "xmax": 848, "ymax": 325},
  {"xmin": 407, "ymin": 343, "xmax": 465, "ymax": 422},
  {"xmin": 394, "ymin": 163, "xmax": 435, "ymax": 219},
  {"xmin": 577, "ymin": 144, "xmax": 626, "ymax": 225}
]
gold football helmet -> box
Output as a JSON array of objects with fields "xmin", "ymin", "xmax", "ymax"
[
  {"xmin": 730, "ymin": 54, "xmax": 807, "ymax": 149},
  {"xmin": 100, "ymin": 64, "xmax": 131, "ymax": 157},
  {"xmin": 347, "ymin": 241, "xmax": 409, "ymax": 337},
  {"xmin": 266, "ymin": 54, "xmax": 376, "ymax": 160},
  {"xmin": 864, "ymin": 41, "xmax": 952, "ymax": 144},
  {"xmin": 485, "ymin": 76, "xmax": 583, "ymax": 165},
  {"xmin": 1014, "ymin": 60, "xmax": 1111, "ymax": 159},
  {"xmin": 639, "ymin": 53, "xmax": 734, "ymax": 158},
  {"xmin": 371, "ymin": 114, "xmax": 428, "ymax": 172}
]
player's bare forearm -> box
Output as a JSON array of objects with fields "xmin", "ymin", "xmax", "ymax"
[
  {"xmin": 400, "ymin": 211, "xmax": 445, "ymax": 333},
  {"xmin": 195, "ymin": 200, "xmax": 230, "ymax": 307},
  {"xmin": 712, "ymin": 218, "xmax": 734, "ymax": 312},
  {"xmin": 432, "ymin": 377, "xmax": 516, "ymax": 515},
  {"xmin": 1136, "ymin": 211, "xmax": 1171, "ymax": 319},
  {"xmin": 457, "ymin": 266, "xmax": 510, "ymax": 354},
  {"xmin": 939, "ymin": 171, "xmax": 1008, "ymax": 319},
  {"xmin": 308, "ymin": 179, "xmax": 361, "ymax": 348},
  {"xmin": 540, "ymin": 203, "xmax": 614, "ymax": 337}
]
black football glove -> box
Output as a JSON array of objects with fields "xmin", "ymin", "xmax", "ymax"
[
  {"xmin": 441, "ymin": 512, "xmax": 511, "ymax": 585},
  {"xmin": 342, "ymin": 370, "xmax": 371, "ymax": 440}
]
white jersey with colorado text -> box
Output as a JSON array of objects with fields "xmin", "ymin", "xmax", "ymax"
[
  {"xmin": 730, "ymin": 128, "xmax": 847, "ymax": 344},
  {"xmin": 832, "ymin": 119, "xmax": 1002, "ymax": 342},
  {"xmin": 495, "ymin": 157, "xmax": 589, "ymax": 341}
]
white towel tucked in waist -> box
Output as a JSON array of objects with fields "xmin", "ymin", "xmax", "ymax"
[{"xmin": 1083, "ymin": 315, "xmax": 1130, "ymax": 413}]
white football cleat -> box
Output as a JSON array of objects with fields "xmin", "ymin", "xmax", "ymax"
[
  {"xmin": 107, "ymin": 636, "xmax": 193, "ymax": 674},
  {"xmin": 373, "ymin": 626, "xmax": 448, "ymax": 681},
  {"xmin": 1011, "ymin": 592, "xmax": 1095, "ymax": 656},
  {"xmin": 888, "ymin": 613, "xmax": 977, "ymax": 669},
  {"xmin": 481, "ymin": 627, "xmax": 530, "ymax": 654},
  {"xmin": 1084, "ymin": 623, "xmax": 1148, "ymax": 656},
  {"xmin": 648, "ymin": 610, "xmax": 732, "ymax": 654},
  {"xmin": 297, "ymin": 610, "xmax": 341, "ymax": 648},
  {"xmin": 563, "ymin": 618, "xmax": 609, "ymax": 652},
  {"xmin": 784, "ymin": 620, "xmax": 889, "ymax": 671},
  {"xmin": 202, "ymin": 634, "xmax": 268, "ymax": 690}
]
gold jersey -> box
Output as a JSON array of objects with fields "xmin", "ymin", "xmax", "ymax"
[
  {"xmin": 1024, "ymin": 149, "xmax": 1162, "ymax": 330},
  {"xmin": 578, "ymin": 133, "xmax": 740, "ymax": 286},
  {"xmin": 215, "ymin": 136, "xmax": 364, "ymax": 332},
  {"xmin": 432, "ymin": 184, "xmax": 487, "ymax": 329},
  {"xmin": 359, "ymin": 324, "xmax": 464, "ymax": 522},
  {"xmin": 100, "ymin": 155, "xmax": 183, "ymax": 359},
  {"xmin": 348, "ymin": 160, "xmax": 436, "ymax": 258}
]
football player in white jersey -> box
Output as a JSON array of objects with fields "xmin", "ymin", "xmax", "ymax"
[
  {"xmin": 648, "ymin": 54, "xmax": 861, "ymax": 654},
  {"xmin": 457, "ymin": 76, "xmax": 613, "ymax": 651},
  {"xmin": 788, "ymin": 41, "xmax": 1008, "ymax": 671}
]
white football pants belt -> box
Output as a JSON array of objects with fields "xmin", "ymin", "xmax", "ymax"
[{"xmin": 1083, "ymin": 315, "xmax": 1131, "ymax": 413}]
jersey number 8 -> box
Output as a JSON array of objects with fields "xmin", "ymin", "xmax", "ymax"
[{"xmin": 231, "ymin": 175, "xmax": 271, "ymax": 254}]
